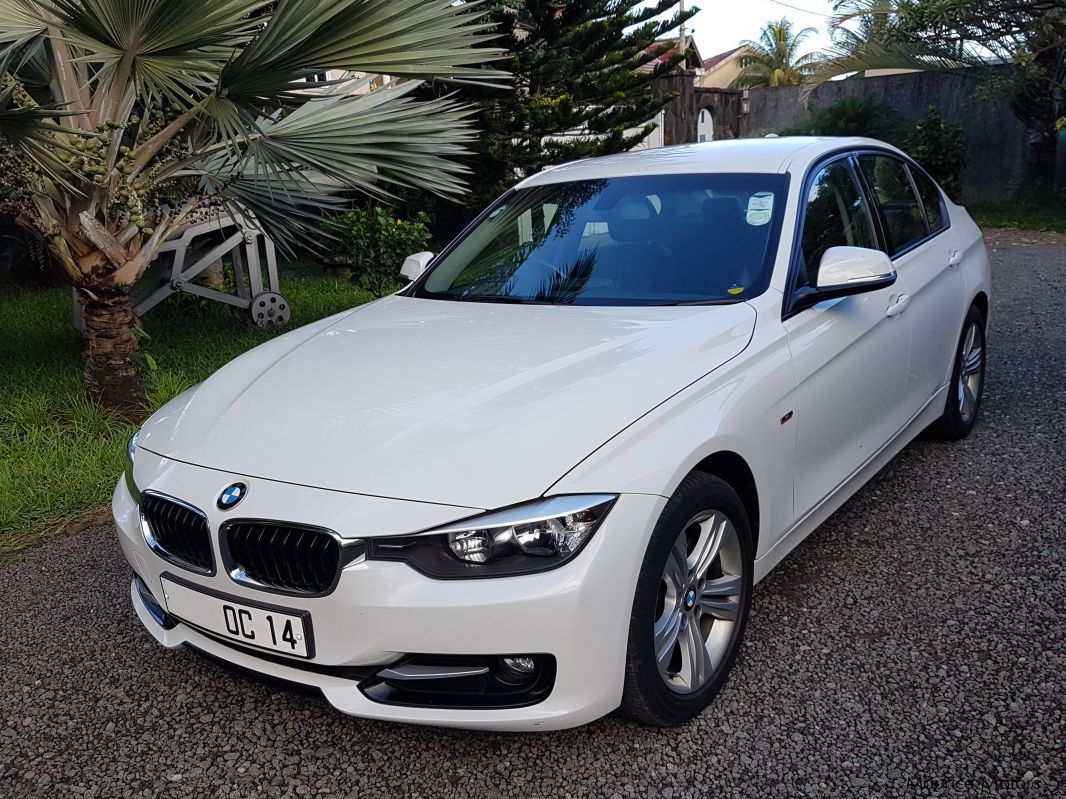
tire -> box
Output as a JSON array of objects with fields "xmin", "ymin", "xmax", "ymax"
[
  {"xmin": 620, "ymin": 472, "xmax": 754, "ymax": 726},
  {"xmin": 926, "ymin": 304, "xmax": 986, "ymax": 441}
]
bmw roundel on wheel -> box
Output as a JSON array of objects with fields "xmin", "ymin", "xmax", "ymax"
[{"xmin": 114, "ymin": 138, "xmax": 990, "ymax": 731}]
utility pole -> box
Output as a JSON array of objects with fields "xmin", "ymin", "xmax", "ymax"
[{"xmin": 678, "ymin": 0, "xmax": 687, "ymax": 56}]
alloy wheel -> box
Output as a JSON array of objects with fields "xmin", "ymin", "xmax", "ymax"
[
  {"xmin": 653, "ymin": 510, "xmax": 743, "ymax": 694},
  {"xmin": 957, "ymin": 320, "xmax": 984, "ymax": 424}
]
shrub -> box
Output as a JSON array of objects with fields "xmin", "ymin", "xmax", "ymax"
[
  {"xmin": 905, "ymin": 106, "xmax": 966, "ymax": 200},
  {"xmin": 322, "ymin": 206, "xmax": 433, "ymax": 295},
  {"xmin": 785, "ymin": 97, "xmax": 906, "ymax": 144}
]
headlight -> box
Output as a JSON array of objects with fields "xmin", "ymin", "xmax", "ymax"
[
  {"xmin": 367, "ymin": 494, "xmax": 617, "ymax": 579},
  {"xmin": 125, "ymin": 431, "xmax": 141, "ymax": 502}
]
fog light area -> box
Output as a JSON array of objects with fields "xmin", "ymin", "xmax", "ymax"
[{"xmin": 360, "ymin": 654, "xmax": 556, "ymax": 709}]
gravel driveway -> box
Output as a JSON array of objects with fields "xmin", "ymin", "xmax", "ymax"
[{"xmin": 1, "ymin": 232, "xmax": 1063, "ymax": 799}]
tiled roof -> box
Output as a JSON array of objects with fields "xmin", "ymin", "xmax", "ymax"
[{"xmin": 702, "ymin": 46, "xmax": 746, "ymax": 70}]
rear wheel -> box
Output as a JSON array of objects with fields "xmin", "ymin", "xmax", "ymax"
[
  {"xmin": 927, "ymin": 304, "xmax": 986, "ymax": 441},
  {"xmin": 620, "ymin": 473, "xmax": 753, "ymax": 726}
]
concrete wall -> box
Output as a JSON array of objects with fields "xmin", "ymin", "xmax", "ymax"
[
  {"xmin": 740, "ymin": 71, "xmax": 1031, "ymax": 203},
  {"xmin": 651, "ymin": 73, "xmax": 742, "ymax": 146}
]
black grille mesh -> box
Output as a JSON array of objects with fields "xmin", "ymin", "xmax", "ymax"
[
  {"xmin": 225, "ymin": 522, "xmax": 341, "ymax": 595},
  {"xmin": 141, "ymin": 493, "xmax": 213, "ymax": 573}
]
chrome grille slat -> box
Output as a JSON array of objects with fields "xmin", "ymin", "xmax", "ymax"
[
  {"xmin": 141, "ymin": 493, "xmax": 213, "ymax": 574},
  {"xmin": 224, "ymin": 521, "xmax": 341, "ymax": 596}
]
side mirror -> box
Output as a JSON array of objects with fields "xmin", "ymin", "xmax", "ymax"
[
  {"xmin": 400, "ymin": 251, "xmax": 434, "ymax": 283},
  {"xmin": 815, "ymin": 246, "xmax": 896, "ymax": 296}
]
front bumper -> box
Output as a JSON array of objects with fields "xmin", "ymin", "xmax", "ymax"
[{"xmin": 113, "ymin": 452, "xmax": 666, "ymax": 731}]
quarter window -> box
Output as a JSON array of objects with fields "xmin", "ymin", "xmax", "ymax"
[
  {"xmin": 909, "ymin": 167, "xmax": 947, "ymax": 234},
  {"xmin": 800, "ymin": 160, "xmax": 876, "ymax": 286},
  {"xmin": 858, "ymin": 155, "xmax": 929, "ymax": 254}
]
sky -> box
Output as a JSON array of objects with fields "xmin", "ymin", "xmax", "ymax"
[{"xmin": 676, "ymin": 0, "xmax": 838, "ymax": 61}]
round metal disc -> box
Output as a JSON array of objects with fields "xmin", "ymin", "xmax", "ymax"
[{"xmin": 250, "ymin": 292, "xmax": 291, "ymax": 327}]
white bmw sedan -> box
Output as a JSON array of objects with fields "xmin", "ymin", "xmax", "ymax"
[{"xmin": 114, "ymin": 137, "xmax": 990, "ymax": 731}]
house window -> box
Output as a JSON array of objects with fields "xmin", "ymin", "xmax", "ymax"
[{"xmin": 697, "ymin": 109, "xmax": 714, "ymax": 143}]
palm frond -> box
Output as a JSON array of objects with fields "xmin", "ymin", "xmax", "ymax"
[
  {"xmin": 218, "ymin": 0, "xmax": 508, "ymax": 107},
  {"xmin": 0, "ymin": 74, "xmax": 86, "ymax": 189},
  {"xmin": 193, "ymin": 162, "xmax": 348, "ymax": 255},
  {"xmin": 808, "ymin": 38, "xmax": 982, "ymax": 90},
  {"xmin": 180, "ymin": 81, "xmax": 479, "ymax": 250},
  {"xmin": 0, "ymin": 0, "xmax": 48, "ymax": 55},
  {"xmin": 227, "ymin": 81, "xmax": 476, "ymax": 198},
  {"xmin": 0, "ymin": 83, "xmax": 67, "ymax": 141},
  {"xmin": 41, "ymin": 0, "xmax": 268, "ymax": 104}
]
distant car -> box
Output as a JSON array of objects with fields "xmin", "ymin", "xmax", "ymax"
[{"xmin": 114, "ymin": 137, "xmax": 990, "ymax": 731}]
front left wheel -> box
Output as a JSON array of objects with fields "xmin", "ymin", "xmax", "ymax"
[{"xmin": 620, "ymin": 473, "xmax": 754, "ymax": 726}]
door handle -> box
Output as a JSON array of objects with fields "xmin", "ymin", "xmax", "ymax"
[
  {"xmin": 886, "ymin": 294, "xmax": 911, "ymax": 317},
  {"xmin": 948, "ymin": 250, "xmax": 963, "ymax": 268}
]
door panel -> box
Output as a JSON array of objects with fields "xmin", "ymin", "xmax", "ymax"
[
  {"xmin": 894, "ymin": 237, "xmax": 966, "ymax": 402},
  {"xmin": 785, "ymin": 286, "xmax": 911, "ymax": 517}
]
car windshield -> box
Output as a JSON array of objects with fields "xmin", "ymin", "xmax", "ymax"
[{"xmin": 412, "ymin": 173, "xmax": 788, "ymax": 306}]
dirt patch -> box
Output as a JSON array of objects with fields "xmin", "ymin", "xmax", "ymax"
[{"xmin": 981, "ymin": 227, "xmax": 1066, "ymax": 248}]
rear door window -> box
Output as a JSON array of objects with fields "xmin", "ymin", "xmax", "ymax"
[
  {"xmin": 858, "ymin": 155, "xmax": 930, "ymax": 255},
  {"xmin": 908, "ymin": 167, "xmax": 947, "ymax": 234}
]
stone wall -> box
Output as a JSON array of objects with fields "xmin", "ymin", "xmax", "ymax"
[
  {"xmin": 650, "ymin": 68, "xmax": 1040, "ymax": 203},
  {"xmin": 651, "ymin": 73, "xmax": 742, "ymax": 147},
  {"xmin": 740, "ymin": 71, "xmax": 1032, "ymax": 203}
]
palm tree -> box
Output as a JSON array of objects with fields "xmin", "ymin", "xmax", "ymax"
[
  {"xmin": 830, "ymin": 0, "xmax": 899, "ymax": 50},
  {"xmin": 0, "ymin": 0, "xmax": 506, "ymax": 416},
  {"xmin": 730, "ymin": 18, "xmax": 821, "ymax": 89},
  {"xmin": 811, "ymin": 0, "xmax": 972, "ymax": 88}
]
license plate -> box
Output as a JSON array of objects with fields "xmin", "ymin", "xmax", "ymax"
[{"xmin": 159, "ymin": 575, "xmax": 312, "ymax": 658}]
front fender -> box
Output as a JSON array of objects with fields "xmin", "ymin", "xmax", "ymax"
[{"xmin": 548, "ymin": 294, "xmax": 797, "ymax": 561}]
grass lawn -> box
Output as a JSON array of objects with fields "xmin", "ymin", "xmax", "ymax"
[
  {"xmin": 0, "ymin": 260, "xmax": 375, "ymax": 556},
  {"xmin": 968, "ymin": 200, "xmax": 1066, "ymax": 233}
]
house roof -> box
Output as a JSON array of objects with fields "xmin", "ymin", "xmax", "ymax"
[
  {"xmin": 644, "ymin": 37, "xmax": 703, "ymax": 71},
  {"xmin": 702, "ymin": 45, "xmax": 746, "ymax": 71}
]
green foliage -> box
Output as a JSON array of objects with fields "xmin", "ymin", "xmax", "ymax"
[
  {"xmin": 0, "ymin": 260, "xmax": 375, "ymax": 556},
  {"xmin": 831, "ymin": 0, "xmax": 900, "ymax": 48},
  {"xmin": 0, "ymin": 0, "xmax": 507, "ymax": 275},
  {"xmin": 785, "ymin": 96, "xmax": 906, "ymax": 142},
  {"xmin": 784, "ymin": 99, "xmax": 966, "ymax": 196},
  {"xmin": 441, "ymin": 0, "xmax": 697, "ymax": 208},
  {"xmin": 968, "ymin": 200, "xmax": 1066, "ymax": 232},
  {"xmin": 904, "ymin": 105, "xmax": 966, "ymax": 198},
  {"xmin": 322, "ymin": 206, "xmax": 432, "ymax": 295},
  {"xmin": 816, "ymin": 0, "xmax": 1066, "ymax": 194},
  {"xmin": 731, "ymin": 18, "xmax": 822, "ymax": 89},
  {"xmin": 0, "ymin": 0, "xmax": 509, "ymax": 412}
]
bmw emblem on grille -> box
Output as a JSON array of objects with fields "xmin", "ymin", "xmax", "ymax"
[{"xmin": 217, "ymin": 482, "xmax": 247, "ymax": 511}]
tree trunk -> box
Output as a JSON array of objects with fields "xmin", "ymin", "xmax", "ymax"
[
  {"xmin": 200, "ymin": 258, "xmax": 225, "ymax": 289},
  {"xmin": 81, "ymin": 292, "xmax": 145, "ymax": 420}
]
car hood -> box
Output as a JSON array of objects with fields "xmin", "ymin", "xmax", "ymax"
[{"xmin": 139, "ymin": 296, "xmax": 756, "ymax": 510}]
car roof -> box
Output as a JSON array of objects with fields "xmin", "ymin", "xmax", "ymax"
[{"xmin": 519, "ymin": 137, "xmax": 904, "ymax": 187}]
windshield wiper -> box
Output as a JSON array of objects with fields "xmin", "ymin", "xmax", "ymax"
[
  {"xmin": 648, "ymin": 298, "xmax": 746, "ymax": 307},
  {"xmin": 441, "ymin": 294, "xmax": 555, "ymax": 305}
]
